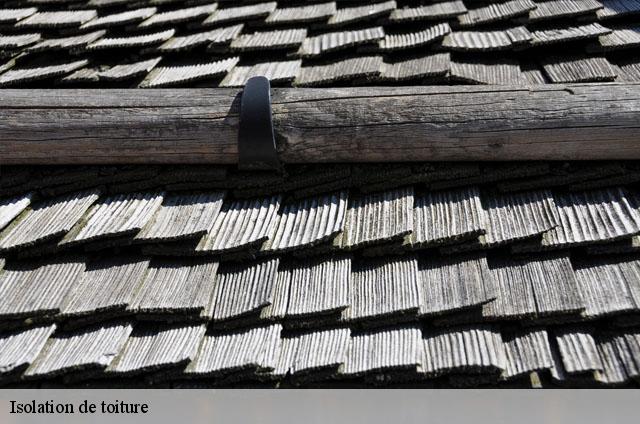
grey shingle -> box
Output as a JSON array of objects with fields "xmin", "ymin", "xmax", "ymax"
[
  {"xmin": 389, "ymin": 1, "xmax": 467, "ymax": 22},
  {"xmin": 220, "ymin": 60, "xmax": 301, "ymax": 87},
  {"xmin": 16, "ymin": 10, "xmax": 97, "ymax": 28},
  {"xmin": 615, "ymin": 332, "xmax": 640, "ymax": 380},
  {"xmin": 25, "ymin": 322, "xmax": 132, "ymax": 378},
  {"xmin": 529, "ymin": 0, "xmax": 603, "ymax": 22},
  {"xmin": 196, "ymin": 195, "xmax": 281, "ymax": 254},
  {"xmin": 341, "ymin": 326, "xmax": 422, "ymax": 376},
  {"xmin": 443, "ymin": 27, "xmax": 532, "ymax": 51},
  {"xmin": 0, "ymin": 60, "xmax": 89, "ymax": 87},
  {"xmin": 186, "ymin": 324, "xmax": 281, "ymax": 376},
  {"xmin": 483, "ymin": 190, "xmax": 560, "ymax": 246},
  {"xmin": 597, "ymin": 0, "xmax": 640, "ymax": 19},
  {"xmin": 80, "ymin": 7, "xmax": 157, "ymax": 30},
  {"xmin": 60, "ymin": 257, "xmax": 149, "ymax": 319},
  {"xmin": 340, "ymin": 187, "xmax": 413, "ymax": 249},
  {"xmin": 263, "ymin": 256, "xmax": 350, "ymax": 320},
  {"xmin": 27, "ymin": 30, "xmax": 106, "ymax": 53},
  {"xmin": 0, "ymin": 325, "xmax": 56, "ymax": 376},
  {"xmin": 0, "ymin": 33, "xmax": 41, "ymax": 49},
  {"xmin": 202, "ymin": 2, "xmax": 277, "ymax": 26},
  {"xmin": 139, "ymin": 58, "xmax": 239, "ymax": 88},
  {"xmin": 592, "ymin": 26, "xmax": 640, "ymax": 51},
  {"xmin": 0, "ymin": 258, "xmax": 85, "ymax": 319},
  {"xmin": 483, "ymin": 258, "xmax": 538, "ymax": 319},
  {"xmin": 295, "ymin": 56, "xmax": 384, "ymax": 87},
  {"xmin": 158, "ymin": 24, "xmax": 243, "ymax": 52},
  {"xmin": 61, "ymin": 192, "xmax": 164, "ymax": 246},
  {"xmin": 502, "ymin": 329, "xmax": 556, "ymax": 379},
  {"xmin": 450, "ymin": 59, "xmax": 523, "ymax": 84},
  {"xmin": 0, "ymin": 8, "xmax": 37, "ymax": 24},
  {"xmin": 421, "ymin": 326, "xmax": 506, "ymax": 376},
  {"xmin": 107, "ymin": 324, "xmax": 206, "ymax": 375},
  {"xmin": 0, "ymin": 191, "xmax": 98, "ymax": 252},
  {"xmin": 532, "ymin": 23, "xmax": 612, "ymax": 46},
  {"xmin": 541, "ymin": 188, "xmax": 640, "ymax": 248},
  {"xmin": 596, "ymin": 334, "xmax": 629, "ymax": 384},
  {"xmin": 458, "ymin": 0, "xmax": 536, "ymax": 27},
  {"xmin": 206, "ymin": 258, "xmax": 279, "ymax": 322},
  {"xmin": 327, "ymin": 1, "xmax": 396, "ymax": 27},
  {"xmin": 128, "ymin": 258, "xmax": 219, "ymax": 316},
  {"xmin": 138, "ymin": 3, "xmax": 218, "ymax": 28},
  {"xmin": 98, "ymin": 57, "xmax": 162, "ymax": 81},
  {"xmin": 288, "ymin": 328, "xmax": 350, "ymax": 375},
  {"xmin": 264, "ymin": 191, "xmax": 348, "ymax": 252},
  {"xmin": 230, "ymin": 29, "xmax": 307, "ymax": 51},
  {"xmin": 135, "ymin": 192, "xmax": 225, "ymax": 242},
  {"xmin": 379, "ymin": 24, "xmax": 450, "ymax": 51},
  {"xmin": 574, "ymin": 260, "xmax": 638, "ymax": 318},
  {"xmin": 555, "ymin": 329, "xmax": 603, "ymax": 375},
  {"xmin": 542, "ymin": 56, "xmax": 617, "ymax": 83},
  {"xmin": 382, "ymin": 53, "xmax": 451, "ymax": 81},
  {"xmin": 266, "ymin": 2, "xmax": 336, "ymax": 24},
  {"xmin": 412, "ymin": 187, "xmax": 485, "ymax": 247},
  {"xmin": 344, "ymin": 257, "xmax": 421, "ymax": 322},
  {"xmin": 86, "ymin": 29, "xmax": 175, "ymax": 51},
  {"xmin": 419, "ymin": 253, "xmax": 494, "ymax": 316},
  {"xmin": 0, "ymin": 193, "xmax": 31, "ymax": 232},
  {"xmin": 298, "ymin": 27, "xmax": 385, "ymax": 57}
]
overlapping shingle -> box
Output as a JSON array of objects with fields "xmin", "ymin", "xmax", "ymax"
[
  {"xmin": 80, "ymin": 7, "xmax": 157, "ymax": 30},
  {"xmin": 0, "ymin": 193, "xmax": 31, "ymax": 232},
  {"xmin": 574, "ymin": 260, "xmax": 639, "ymax": 318},
  {"xmin": 483, "ymin": 190, "xmax": 559, "ymax": 246},
  {"xmin": 285, "ymin": 328, "xmax": 351, "ymax": 376},
  {"xmin": 186, "ymin": 324, "xmax": 281, "ymax": 376},
  {"xmin": 196, "ymin": 195, "xmax": 281, "ymax": 254},
  {"xmin": 264, "ymin": 191, "xmax": 348, "ymax": 252},
  {"xmin": 296, "ymin": 56, "xmax": 384, "ymax": 86},
  {"xmin": 98, "ymin": 57, "xmax": 162, "ymax": 81},
  {"xmin": 60, "ymin": 257, "xmax": 149, "ymax": 319},
  {"xmin": 61, "ymin": 192, "xmax": 164, "ymax": 246},
  {"xmin": 341, "ymin": 326, "xmax": 422, "ymax": 376},
  {"xmin": 0, "ymin": 8, "xmax": 37, "ymax": 24},
  {"xmin": 340, "ymin": 187, "xmax": 413, "ymax": 249},
  {"xmin": 158, "ymin": 24, "xmax": 243, "ymax": 52},
  {"xmin": 0, "ymin": 325, "xmax": 56, "ymax": 377},
  {"xmin": 592, "ymin": 27, "xmax": 640, "ymax": 51},
  {"xmin": 450, "ymin": 59, "xmax": 523, "ymax": 84},
  {"xmin": 0, "ymin": 60, "xmax": 89, "ymax": 87},
  {"xmin": 298, "ymin": 27, "xmax": 385, "ymax": 57},
  {"xmin": 0, "ymin": 191, "xmax": 99, "ymax": 251},
  {"xmin": 502, "ymin": 329, "xmax": 556, "ymax": 380},
  {"xmin": 86, "ymin": 29, "xmax": 175, "ymax": 51},
  {"xmin": 555, "ymin": 329, "xmax": 603, "ymax": 375},
  {"xmin": 202, "ymin": 2, "xmax": 276, "ymax": 26},
  {"xmin": 327, "ymin": 1, "xmax": 396, "ymax": 27},
  {"xmin": 264, "ymin": 256, "xmax": 350, "ymax": 320},
  {"xmin": 542, "ymin": 56, "xmax": 617, "ymax": 83},
  {"xmin": 266, "ymin": 3, "xmax": 336, "ymax": 24},
  {"xmin": 419, "ymin": 253, "xmax": 493, "ymax": 316},
  {"xmin": 16, "ymin": 10, "xmax": 97, "ymax": 28},
  {"xmin": 27, "ymin": 30, "xmax": 106, "ymax": 53},
  {"xmin": 532, "ymin": 23, "xmax": 612, "ymax": 46},
  {"xmin": 345, "ymin": 257, "xmax": 421, "ymax": 322},
  {"xmin": 106, "ymin": 324, "xmax": 206, "ymax": 375},
  {"xmin": 540, "ymin": 188, "xmax": 640, "ymax": 248},
  {"xmin": 128, "ymin": 258, "xmax": 218, "ymax": 317},
  {"xmin": 220, "ymin": 60, "xmax": 301, "ymax": 87},
  {"xmin": 25, "ymin": 322, "xmax": 132, "ymax": 379},
  {"xmin": 597, "ymin": 0, "xmax": 640, "ymax": 19},
  {"xmin": 458, "ymin": 0, "xmax": 536, "ymax": 27},
  {"xmin": 379, "ymin": 24, "xmax": 450, "ymax": 51},
  {"xmin": 529, "ymin": 0, "xmax": 603, "ymax": 22},
  {"xmin": 135, "ymin": 192, "xmax": 225, "ymax": 242},
  {"xmin": 0, "ymin": 33, "xmax": 41, "ymax": 50},
  {"xmin": 138, "ymin": 3, "xmax": 218, "ymax": 29},
  {"xmin": 421, "ymin": 326, "xmax": 506, "ymax": 376},
  {"xmin": 206, "ymin": 258, "xmax": 279, "ymax": 322},
  {"xmin": 389, "ymin": 1, "xmax": 467, "ymax": 22},
  {"xmin": 382, "ymin": 53, "xmax": 451, "ymax": 81},
  {"xmin": 0, "ymin": 258, "xmax": 85, "ymax": 319},
  {"xmin": 139, "ymin": 58, "xmax": 239, "ymax": 87},
  {"xmin": 443, "ymin": 27, "xmax": 532, "ymax": 51},
  {"xmin": 230, "ymin": 29, "xmax": 307, "ymax": 51}
]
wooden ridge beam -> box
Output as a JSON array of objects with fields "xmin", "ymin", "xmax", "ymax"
[{"xmin": 1, "ymin": 83, "xmax": 640, "ymax": 164}]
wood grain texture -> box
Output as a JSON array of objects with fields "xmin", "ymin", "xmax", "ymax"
[{"xmin": 1, "ymin": 84, "xmax": 640, "ymax": 164}]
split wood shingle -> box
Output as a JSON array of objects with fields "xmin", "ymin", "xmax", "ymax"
[
  {"xmin": 0, "ymin": 325, "xmax": 56, "ymax": 377},
  {"xmin": 230, "ymin": 29, "xmax": 307, "ymax": 51},
  {"xmin": 555, "ymin": 329, "xmax": 603, "ymax": 375},
  {"xmin": 458, "ymin": 0, "xmax": 536, "ymax": 27},
  {"xmin": 298, "ymin": 27, "xmax": 385, "ymax": 57},
  {"xmin": 295, "ymin": 56, "xmax": 383, "ymax": 86},
  {"xmin": 327, "ymin": 1, "xmax": 397, "ymax": 27},
  {"xmin": 529, "ymin": 0, "xmax": 603, "ymax": 22},
  {"xmin": 0, "ymin": 194, "xmax": 31, "ymax": 232},
  {"xmin": 202, "ymin": 2, "xmax": 277, "ymax": 26},
  {"xmin": 0, "ymin": 59, "xmax": 88, "ymax": 87},
  {"xmin": 16, "ymin": 10, "xmax": 97, "ymax": 28},
  {"xmin": 542, "ymin": 56, "xmax": 617, "ymax": 83},
  {"xmin": 389, "ymin": 1, "xmax": 467, "ymax": 22},
  {"xmin": 139, "ymin": 58, "xmax": 239, "ymax": 87},
  {"xmin": 502, "ymin": 329, "xmax": 556, "ymax": 380},
  {"xmin": 381, "ymin": 53, "xmax": 451, "ymax": 81},
  {"xmin": 138, "ymin": 3, "xmax": 218, "ymax": 29},
  {"xmin": 266, "ymin": 3, "xmax": 336, "ymax": 24},
  {"xmin": 79, "ymin": 7, "xmax": 157, "ymax": 30},
  {"xmin": 220, "ymin": 60, "xmax": 301, "ymax": 87},
  {"xmin": 157, "ymin": 24, "xmax": 243, "ymax": 52},
  {"xmin": 379, "ymin": 23, "xmax": 450, "ymax": 51}
]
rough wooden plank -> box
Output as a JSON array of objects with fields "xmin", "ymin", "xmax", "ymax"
[{"xmin": 2, "ymin": 84, "xmax": 640, "ymax": 164}]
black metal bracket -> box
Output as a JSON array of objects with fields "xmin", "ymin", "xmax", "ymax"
[{"xmin": 238, "ymin": 76, "xmax": 281, "ymax": 171}]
